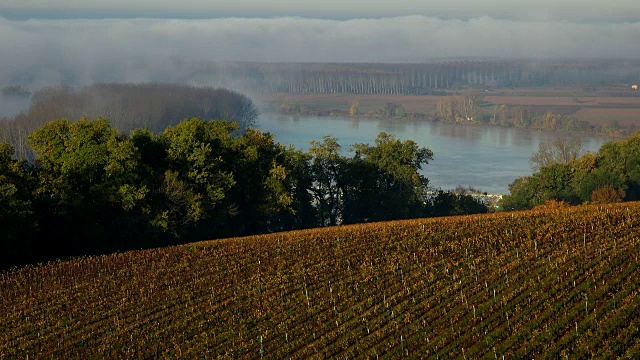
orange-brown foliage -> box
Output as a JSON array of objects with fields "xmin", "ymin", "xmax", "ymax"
[{"xmin": 591, "ymin": 185, "xmax": 626, "ymax": 204}]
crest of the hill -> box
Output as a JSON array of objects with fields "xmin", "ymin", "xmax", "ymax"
[{"xmin": 2, "ymin": 202, "xmax": 640, "ymax": 358}]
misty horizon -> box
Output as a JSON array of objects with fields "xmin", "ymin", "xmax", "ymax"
[
  {"xmin": 3, "ymin": 0, "xmax": 639, "ymax": 21},
  {"xmin": 1, "ymin": 14, "xmax": 640, "ymax": 92}
]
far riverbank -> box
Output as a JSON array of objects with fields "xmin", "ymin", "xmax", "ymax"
[{"xmin": 257, "ymin": 91, "xmax": 639, "ymax": 138}]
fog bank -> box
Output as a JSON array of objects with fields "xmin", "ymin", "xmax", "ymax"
[{"xmin": 1, "ymin": 15, "xmax": 639, "ymax": 93}]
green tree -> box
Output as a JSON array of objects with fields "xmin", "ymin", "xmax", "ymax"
[
  {"xmin": 569, "ymin": 135, "xmax": 640, "ymax": 202},
  {"xmin": 427, "ymin": 189, "xmax": 488, "ymax": 217},
  {"xmin": 28, "ymin": 117, "xmax": 147, "ymax": 255},
  {"xmin": 597, "ymin": 134, "xmax": 640, "ymax": 199},
  {"xmin": 501, "ymin": 176, "xmax": 538, "ymax": 211},
  {"xmin": 340, "ymin": 156, "xmax": 379, "ymax": 223},
  {"xmin": 260, "ymin": 146, "xmax": 316, "ymax": 232},
  {"xmin": 348, "ymin": 133, "xmax": 433, "ymax": 222},
  {"xmin": 157, "ymin": 119, "xmax": 302, "ymax": 239},
  {"xmin": 573, "ymin": 167, "xmax": 626, "ymax": 203},
  {"xmin": 222, "ymin": 128, "xmax": 297, "ymax": 236},
  {"xmin": 308, "ymin": 135, "xmax": 344, "ymax": 226},
  {"xmin": 158, "ymin": 118, "xmax": 237, "ymax": 239},
  {"xmin": 0, "ymin": 143, "xmax": 36, "ymax": 268},
  {"xmin": 502, "ymin": 163, "xmax": 578, "ymax": 210}
]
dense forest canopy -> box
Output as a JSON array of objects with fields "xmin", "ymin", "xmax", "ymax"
[
  {"xmin": 10, "ymin": 82, "xmax": 640, "ymax": 270},
  {"xmin": 0, "ymin": 116, "xmax": 486, "ymax": 270}
]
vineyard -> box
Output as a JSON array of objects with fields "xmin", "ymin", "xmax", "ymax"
[{"xmin": 2, "ymin": 202, "xmax": 640, "ymax": 358}]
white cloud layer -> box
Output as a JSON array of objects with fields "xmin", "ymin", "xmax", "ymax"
[
  {"xmin": 1, "ymin": 15, "xmax": 639, "ymax": 89},
  {"xmin": 3, "ymin": 1, "xmax": 639, "ymax": 21}
]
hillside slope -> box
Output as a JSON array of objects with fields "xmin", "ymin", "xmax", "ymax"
[{"xmin": 2, "ymin": 203, "xmax": 640, "ymax": 358}]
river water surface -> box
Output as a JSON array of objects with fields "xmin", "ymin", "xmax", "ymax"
[{"xmin": 257, "ymin": 115, "xmax": 610, "ymax": 194}]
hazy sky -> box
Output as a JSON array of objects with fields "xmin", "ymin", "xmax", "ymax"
[
  {"xmin": 0, "ymin": 1, "xmax": 639, "ymax": 95},
  {"xmin": 2, "ymin": 0, "xmax": 639, "ymax": 20}
]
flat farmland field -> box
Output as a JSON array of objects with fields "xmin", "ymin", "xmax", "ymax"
[
  {"xmin": 574, "ymin": 108, "xmax": 640, "ymax": 126},
  {"xmin": 259, "ymin": 90, "xmax": 640, "ymax": 126},
  {"xmin": 482, "ymin": 95, "xmax": 587, "ymax": 106},
  {"xmin": 258, "ymin": 93, "xmax": 446, "ymax": 114}
]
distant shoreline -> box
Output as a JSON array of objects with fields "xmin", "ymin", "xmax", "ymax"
[{"xmin": 257, "ymin": 90, "xmax": 639, "ymax": 138}]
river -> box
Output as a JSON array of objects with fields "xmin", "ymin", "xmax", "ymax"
[{"xmin": 256, "ymin": 115, "xmax": 610, "ymax": 195}]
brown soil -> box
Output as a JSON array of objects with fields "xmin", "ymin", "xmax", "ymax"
[
  {"xmin": 574, "ymin": 108, "xmax": 640, "ymax": 126},
  {"xmin": 257, "ymin": 93, "xmax": 445, "ymax": 114}
]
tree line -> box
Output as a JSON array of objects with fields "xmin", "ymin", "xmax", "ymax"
[
  {"xmin": 433, "ymin": 95, "xmax": 634, "ymax": 137},
  {"xmin": 0, "ymin": 84, "xmax": 258, "ymax": 159},
  {"xmin": 502, "ymin": 134, "xmax": 640, "ymax": 210},
  {"xmin": 187, "ymin": 60, "xmax": 640, "ymax": 94},
  {"xmin": 0, "ymin": 116, "xmax": 487, "ymax": 269}
]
